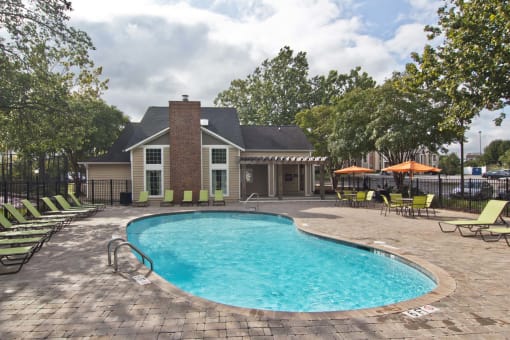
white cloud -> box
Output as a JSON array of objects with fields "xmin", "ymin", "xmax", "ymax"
[{"xmin": 69, "ymin": 0, "xmax": 441, "ymax": 120}]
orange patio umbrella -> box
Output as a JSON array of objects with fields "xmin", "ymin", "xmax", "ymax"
[
  {"xmin": 334, "ymin": 166, "xmax": 375, "ymax": 174},
  {"xmin": 382, "ymin": 161, "xmax": 441, "ymax": 196},
  {"xmin": 381, "ymin": 160, "xmax": 441, "ymax": 174},
  {"xmin": 334, "ymin": 166, "xmax": 374, "ymax": 190}
]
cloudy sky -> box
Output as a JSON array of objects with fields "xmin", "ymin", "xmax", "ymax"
[{"xmin": 68, "ymin": 0, "xmax": 507, "ymax": 155}]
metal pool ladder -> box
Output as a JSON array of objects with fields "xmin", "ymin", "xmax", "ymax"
[
  {"xmin": 243, "ymin": 192, "xmax": 259, "ymax": 211},
  {"xmin": 107, "ymin": 237, "xmax": 153, "ymax": 273}
]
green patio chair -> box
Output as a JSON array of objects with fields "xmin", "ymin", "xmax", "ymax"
[
  {"xmin": 41, "ymin": 197, "xmax": 84, "ymax": 219},
  {"xmin": 3, "ymin": 203, "xmax": 65, "ymax": 230},
  {"xmin": 380, "ymin": 195, "xmax": 400, "ymax": 216},
  {"xmin": 21, "ymin": 199, "xmax": 74, "ymax": 224},
  {"xmin": 198, "ymin": 190, "xmax": 209, "ymax": 206},
  {"xmin": 132, "ymin": 191, "xmax": 149, "ymax": 207},
  {"xmin": 0, "ymin": 213, "xmax": 55, "ymax": 235},
  {"xmin": 479, "ymin": 226, "xmax": 510, "ymax": 246},
  {"xmin": 335, "ymin": 191, "xmax": 349, "ymax": 207},
  {"xmin": 181, "ymin": 190, "xmax": 193, "ymax": 206},
  {"xmin": 425, "ymin": 194, "xmax": 436, "ymax": 216},
  {"xmin": 365, "ymin": 190, "xmax": 375, "ymax": 208},
  {"xmin": 160, "ymin": 189, "xmax": 174, "ymax": 207},
  {"xmin": 0, "ymin": 245, "xmax": 38, "ymax": 275},
  {"xmin": 213, "ymin": 190, "xmax": 226, "ymax": 206},
  {"xmin": 351, "ymin": 191, "xmax": 367, "ymax": 207},
  {"xmin": 68, "ymin": 192, "xmax": 105, "ymax": 211},
  {"xmin": 54, "ymin": 195, "xmax": 96, "ymax": 215},
  {"xmin": 407, "ymin": 195, "xmax": 427, "ymax": 217},
  {"xmin": 438, "ymin": 200, "xmax": 509, "ymax": 236}
]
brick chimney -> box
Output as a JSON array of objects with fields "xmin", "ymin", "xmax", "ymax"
[{"xmin": 169, "ymin": 95, "xmax": 201, "ymax": 203}]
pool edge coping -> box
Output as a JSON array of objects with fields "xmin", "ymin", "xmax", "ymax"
[{"xmin": 124, "ymin": 210, "xmax": 457, "ymax": 319}]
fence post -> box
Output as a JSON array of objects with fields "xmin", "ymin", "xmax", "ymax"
[
  {"xmin": 36, "ymin": 177, "xmax": 40, "ymax": 210},
  {"xmin": 438, "ymin": 177, "xmax": 443, "ymax": 208},
  {"xmin": 110, "ymin": 179, "xmax": 113, "ymax": 206},
  {"xmin": 91, "ymin": 180, "xmax": 95, "ymax": 204}
]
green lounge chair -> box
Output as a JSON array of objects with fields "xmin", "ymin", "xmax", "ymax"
[
  {"xmin": 41, "ymin": 197, "xmax": 84, "ymax": 219},
  {"xmin": 68, "ymin": 192, "xmax": 105, "ymax": 211},
  {"xmin": 0, "ymin": 211, "xmax": 56, "ymax": 232},
  {"xmin": 160, "ymin": 189, "xmax": 174, "ymax": 207},
  {"xmin": 3, "ymin": 203, "xmax": 65, "ymax": 230},
  {"xmin": 0, "ymin": 245, "xmax": 37, "ymax": 275},
  {"xmin": 213, "ymin": 190, "xmax": 226, "ymax": 206},
  {"xmin": 0, "ymin": 213, "xmax": 54, "ymax": 241},
  {"xmin": 198, "ymin": 190, "xmax": 209, "ymax": 206},
  {"xmin": 54, "ymin": 195, "xmax": 96, "ymax": 215},
  {"xmin": 21, "ymin": 199, "xmax": 74, "ymax": 224},
  {"xmin": 0, "ymin": 235, "xmax": 48, "ymax": 252},
  {"xmin": 181, "ymin": 190, "xmax": 193, "ymax": 206},
  {"xmin": 479, "ymin": 227, "xmax": 510, "ymax": 246},
  {"xmin": 132, "ymin": 191, "xmax": 149, "ymax": 207},
  {"xmin": 438, "ymin": 200, "xmax": 509, "ymax": 236}
]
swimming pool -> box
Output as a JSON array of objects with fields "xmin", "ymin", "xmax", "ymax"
[{"xmin": 126, "ymin": 211, "xmax": 437, "ymax": 312}]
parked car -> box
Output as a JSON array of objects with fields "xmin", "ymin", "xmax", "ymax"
[
  {"xmin": 481, "ymin": 169, "xmax": 510, "ymax": 179},
  {"xmin": 450, "ymin": 181, "xmax": 494, "ymax": 200}
]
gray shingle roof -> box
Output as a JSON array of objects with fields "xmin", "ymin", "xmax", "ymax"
[
  {"xmin": 85, "ymin": 106, "xmax": 312, "ymax": 163},
  {"xmin": 241, "ymin": 125, "xmax": 313, "ymax": 150}
]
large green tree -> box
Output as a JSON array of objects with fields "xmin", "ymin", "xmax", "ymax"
[
  {"xmin": 409, "ymin": 0, "xmax": 509, "ymax": 127},
  {"xmin": 483, "ymin": 140, "xmax": 510, "ymax": 166},
  {"xmin": 438, "ymin": 153, "xmax": 461, "ymax": 175},
  {"xmin": 215, "ymin": 46, "xmax": 311, "ymax": 125},
  {"xmin": 329, "ymin": 74, "xmax": 452, "ymax": 190}
]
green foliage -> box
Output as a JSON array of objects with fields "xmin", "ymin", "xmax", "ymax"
[
  {"xmin": 499, "ymin": 149, "xmax": 510, "ymax": 168},
  {"xmin": 439, "ymin": 153, "xmax": 461, "ymax": 175},
  {"xmin": 215, "ymin": 46, "xmax": 311, "ymax": 125},
  {"xmin": 409, "ymin": 0, "xmax": 509, "ymax": 130},
  {"xmin": 328, "ymin": 74, "xmax": 451, "ymax": 190},
  {"xmin": 483, "ymin": 140, "xmax": 510, "ymax": 165}
]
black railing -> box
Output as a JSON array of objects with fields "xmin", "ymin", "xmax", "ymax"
[
  {"xmin": 0, "ymin": 179, "xmax": 132, "ymax": 210},
  {"xmin": 337, "ymin": 175, "xmax": 510, "ymax": 215}
]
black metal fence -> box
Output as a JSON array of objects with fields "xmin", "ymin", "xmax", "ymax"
[
  {"xmin": 1, "ymin": 176, "xmax": 509, "ymax": 215},
  {"xmin": 337, "ymin": 175, "xmax": 510, "ymax": 215},
  {"xmin": 0, "ymin": 179, "xmax": 132, "ymax": 210}
]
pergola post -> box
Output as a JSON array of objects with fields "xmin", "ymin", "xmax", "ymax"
[{"xmin": 319, "ymin": 163, "xmax": 325, "ymax": 200}]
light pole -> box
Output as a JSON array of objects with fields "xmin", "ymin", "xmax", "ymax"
[{"xmin": 478, "ymin": 130, "xmax": 482, "ymax": 156}]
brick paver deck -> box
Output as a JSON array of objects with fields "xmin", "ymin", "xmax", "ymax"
[{"xmin": 1, "ymin": 201, "xmax": 510, "ymax": 339}]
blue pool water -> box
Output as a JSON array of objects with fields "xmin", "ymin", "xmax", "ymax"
[{"xmin": 127, "ymin": 211, "xmax": 436, "ymax": 312}]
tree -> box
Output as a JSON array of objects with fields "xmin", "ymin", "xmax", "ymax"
[
  {"xmin": 410, "ymin": 0, "xmax": 509, "ymax": 127},
  {"xmin": 328, "ymin": 74, "xmax": 452, "ymax": 191},
  {"xmin": 499, "ymin": 150, "xmax": 510, "ymax": 168},
  {"xmin": 439, "ymin": 153, "xmax": 461, "ymax": 176},
  {"xmin": 483, "ymin": 140, "xmax": 510, "ymax": 166},
  {"xmin": 215, "ymin": 46, "xmax": 311, "ymax": 125}
]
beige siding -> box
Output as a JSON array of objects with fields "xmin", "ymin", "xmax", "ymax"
[
  {"xmin": 228, "ymin": 148, "xmax": 240, "ymax": 200},
  {"xmin": 202, "ymin": 147, "xmax": 210, "ymax": 192},
  {"xmin": 87, "ymin": 164, "xmax": 130, "ymax": 180},
  {"xmin": 148, "ymin": 133, "xmax": 169, "ymax": 146},
  {"xmin": 131, "ymin": 148, "xmax": 144, "ymax": 198},
  {"xmin": 84, "ymin": 164, "xmax": 131, "ymax": 201}
]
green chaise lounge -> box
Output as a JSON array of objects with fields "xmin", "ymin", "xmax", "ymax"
[
  {"xmin": 0, "ymin": 245, "xmax": 38, "ymax": 275},
  {"xmin": 198, "ymin": 190, "xmax": 209, "ymax": 206},
  {"xmin": 438, "ymin": 199, "xmax": 509, "ymax": 236},
  {"xmin": 3, "ymin": 203, "xmax": 66, "ymax": 230},
  {"xmin": 0, "ymin": 213, "xmax": 55, "ymax": 237},
  {"xmin": 68, "ymin": 192, "xmax": 105, "ymax": 211},
  {"xmin": 54, "ymin": 195, "xmax": 97, "ymax": 215},
  {"xmin": 181, "ymin": 190, "xmax": 193, "ymax": 206},
  {"xmin": 132, "ymin": 191, "xmax": 149, "ymax": 207},
  {"xmin": 160, "ymin": 189, "xmax": 174, "ymax": 207},
  {"xmin": 21, "ymin": 199, "xmax": 74, "ymax": 224},
  {"xmin": 42, "ymin": 197, "xmax": 86, "ymax": 219},
  {"xmin": 213, "ymin": 190, "xmax": 226, "ymax": 206}
]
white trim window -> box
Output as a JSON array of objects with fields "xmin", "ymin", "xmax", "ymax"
[
  {"xmin": 144, "ymin": 147, "xmax": 163, "ymax": 196},
  {"xmin": 210, "ymin": 147, "xmax": 228, "ymax": 195}
]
